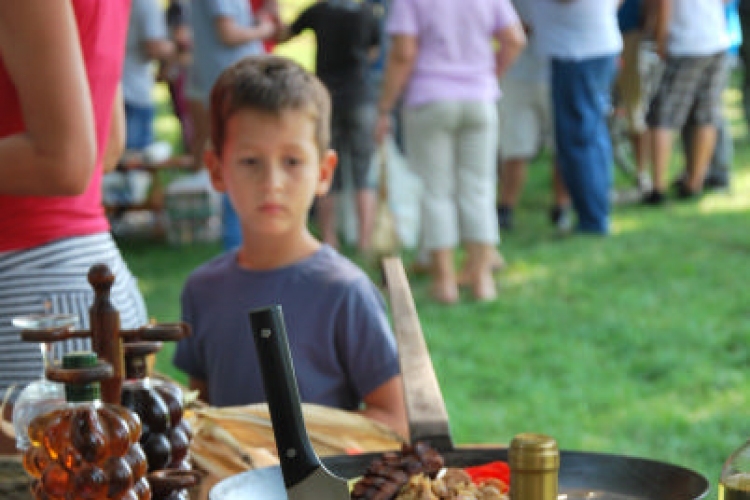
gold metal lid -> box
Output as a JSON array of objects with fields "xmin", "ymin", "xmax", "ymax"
[{"xmin": 509, "ymin": 433, "xmax": 560, "ymax": 471}]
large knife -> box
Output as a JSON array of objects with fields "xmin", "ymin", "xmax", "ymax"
[{"xmin": 249, "ymin": 305, "xmax": 350, "ymax": 500}]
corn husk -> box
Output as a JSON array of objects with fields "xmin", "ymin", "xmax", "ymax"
[{"xmin": 186, "ymin": 402, "xmax": 404, "ymax": 471}]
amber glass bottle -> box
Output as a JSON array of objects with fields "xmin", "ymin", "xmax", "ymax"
[
  {"xmin": 120, "ymin": 343, "xmax": 192, "ymax": 480},
  {"xmin": 23, "ymin": 351, "xmax": 151, "ymax": 500}
]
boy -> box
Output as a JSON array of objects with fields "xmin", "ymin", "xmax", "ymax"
[{"xmin": 172, "ymin": 55, "xmax": 408, "ymax": 438}]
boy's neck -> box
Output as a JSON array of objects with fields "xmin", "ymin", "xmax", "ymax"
[{"xmin": 235, "ymin": 231, "xmax": 322, "ymax": 271}]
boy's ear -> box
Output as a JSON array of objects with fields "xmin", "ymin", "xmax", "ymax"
[
  {"xmin": 204, "ymin": 146, "xmax": 227, "ymax": 193},
  {"xmin": 316, "ymin": 149, "xmax": 337, "ymax": 196}
]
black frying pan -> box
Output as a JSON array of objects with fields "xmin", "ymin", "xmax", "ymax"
[{"xmin": 210, "ymin": 259, "xmax": 709, "ymax": 500}]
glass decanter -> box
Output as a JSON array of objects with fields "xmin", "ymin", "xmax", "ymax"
[
  {"xmin": 23, "ymin": 351, "xmax": 151, "ymax": 500},
  {"xmin": 11, "ymin": 313, "xmax": 75, "ymax": 451},
  {"xmin": 720, "ymin": 438, "xmax": 750, "ymax": 500}
]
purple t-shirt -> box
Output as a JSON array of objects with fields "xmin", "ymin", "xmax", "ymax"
[
  {"xmin": 386, "ymin": 0, "xmax": 520, "ymax": 107},
  {"xmin": 173, "ymin": 245, "xmax": 400, "ymax": 409}
]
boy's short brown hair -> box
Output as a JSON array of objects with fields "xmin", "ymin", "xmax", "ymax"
[{"xmin": 208, "ymin": 54, "xmax": 332, "ymax": 158}]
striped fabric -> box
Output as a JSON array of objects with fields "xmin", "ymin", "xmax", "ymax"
[{"xmin": 0, "ymin": 233, "xmax": 148, "ymax": 402}]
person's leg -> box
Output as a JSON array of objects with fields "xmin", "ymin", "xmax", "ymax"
[
  {"xmin": 403, "ymin": 102, "xmax": 460, "ymax": 303},
  {"xmin": 317, "ymin": 193, "xmax": 339, "ymax": 249},
  {"xmin": 619, "ymin": 31, "xmax": 650, "ymax": 183},
  {"xmin": 318, "ymin": 108, "xmax": 347, "ymax": 249},
  {"xmin": 350, "ymin": 103, "xmax": 378, "ymax": 253},
  {"xmin": 455, "ymin": 101, "xmax": 499, "ymax": 300},
  {"xmin": 551, "ymin": 55, "xmax": 617, "ymax": 234},
  {"xmin": 498, "ymin": 157, "xmax": 528, "ymax": 229},
  {"xmin": 704, "ymin": 114, "xmax": 732, "ymax": 189},
  {"xmin": 684, "ymin": 52, "xmax": 729, "ymax": 193},
  {"xmin": 496, "ymin": 78, "xmax": 539, "ymax": 230},
  {"xmin": 188, "ymin": 98, "xmax": 208, "ymax": 167},
  {"xmin": 644, "ymin": 56, "xmax": 704, "ymax": 201},
  {"xmin": 650, "ymin": 128, "xmax": 674, "ymax": 194}
]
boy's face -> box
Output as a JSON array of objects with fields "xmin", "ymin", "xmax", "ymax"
[{"xmin": 205, "ymin": 108, "xmax": 336, "ymax": 240}]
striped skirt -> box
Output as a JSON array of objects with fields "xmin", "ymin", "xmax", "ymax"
[{"xmin": 0, "ymin": 233, "xmax": 148, "ymax": 401}]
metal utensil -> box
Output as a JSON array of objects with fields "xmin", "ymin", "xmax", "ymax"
[{"xmin": 249, "ymin": 305, "xmax": 350, "ymax": 500}]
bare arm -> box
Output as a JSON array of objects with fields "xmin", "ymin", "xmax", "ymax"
[
  {"xmin": 359, "ymin": 375, "xmax": 408, "ymax": 440},
  {"xmin": 0, "ymin": 0, "xmax": 96, "ymax": 196},
  {"xmin": 653, "ymin": 0, "xmax": 671, "ymax": 59},
  {"xmin": 494, "ymin": 22, "xmax": 527, "ymax": 80},
  {"xmin": 189, "ymin": 377, "xmax": 210, "ymax": 405},
  {"xmin": 143, "ymin": 38, "xmax": 176, "ymax": 61},
  {"xmin": 103, "ymin": 85, "xmax": 126, "ymax": 173},
  {"xmin": 375, "ymin": 34, "xmax": 418, "ymax": 144},
  {"xmin": 214, "ymin": 15, "xmax": 275, "ymax": 47}
]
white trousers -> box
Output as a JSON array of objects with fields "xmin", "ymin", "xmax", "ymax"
[{"xmin": 403, "ymin": 101, "xmax": 499, "ymax": 250}]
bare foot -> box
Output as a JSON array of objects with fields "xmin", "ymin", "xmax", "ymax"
[
  {"xmin": 471, "ymin": 272, "xmax": 497, "ymax": 302},
  {"xmin": 458, "ymin": 249, "xmax": 506, "ymax": 286},
  {"xmin": 430, "ymin": 280, "xmax": 459, "ymax": 305}
]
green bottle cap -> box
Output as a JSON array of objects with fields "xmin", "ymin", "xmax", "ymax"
[
  {"xmin": 62, "ymin": 351, "xmax": 98, "ymax": 369},
  {"xmin": 63, "ymin": 351, "xmax": 101, "ymax": 403}
]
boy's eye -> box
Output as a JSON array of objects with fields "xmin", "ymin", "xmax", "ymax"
[
  {"xmin": 239, "ymin": 157, "xmax": 260, "ymax": 167},
  {"xmin": 283, "ymin": 157, "xmax": 302, "ymax": 167}
]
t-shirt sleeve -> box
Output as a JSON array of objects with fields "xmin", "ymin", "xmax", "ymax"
[
  {"xmin": 493, "ymin": 0, "xmax": 521, "ymax": 33},
  {"xmin": 138, "ymin": 0, "xmax": 169, "ymax": 41},
  {"xmin": 173, "ymin": 281, "xmax": 207, "ymax": 381},
  {"xmin": 336, "ymin": 276, "xmax": 401, "ymax": 401},
  {"xmin": 385, "ymin": 0, "xmax": 418, "ymax": 36},
  {"xmin": 291, "ymin": 4, "xmax": 317, "ymax": 36},
  {"xmin": 207, "ymin": 0, "xmax": 240, "ymax": 19}
]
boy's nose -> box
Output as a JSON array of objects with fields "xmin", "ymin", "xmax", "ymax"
[{"xmin": 261, "ymin": 164, "xmax": 285, "ymax": 190}]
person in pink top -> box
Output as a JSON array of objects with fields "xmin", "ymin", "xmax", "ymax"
[
  {"xmin": 0, "ymin": 0, "xmax": 148, "ymax": 445},
  {"xmin": 375, "ymin": 0, "xmax": 526, "ymax": 304}
]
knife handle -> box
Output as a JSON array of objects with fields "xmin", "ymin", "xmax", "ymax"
[{"xmin": 249, "ymin": 305, "xmax": 320, "ymax": 488}]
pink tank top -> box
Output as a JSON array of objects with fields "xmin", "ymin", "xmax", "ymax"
[{"xmin": 0, "ymin": 0, "xmax": 130, "ymax": 251}]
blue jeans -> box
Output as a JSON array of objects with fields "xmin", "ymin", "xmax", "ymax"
[
  {"xmin": 221, "ymin": 194, "xmax": 242, "ymax": 251},
  {"xmin": 124, "ymin": 102, "xmax": 155, "ymax": 150},
  {"xmin": 551, "ymin": 55, "xmax": 618, "ymax": 234}
]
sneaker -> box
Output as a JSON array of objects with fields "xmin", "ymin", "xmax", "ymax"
[
  {"xmin": 641, "ymin": 190, "xmax": 665, "ymax": 206},
  {"xmin": 497, "ymin": 206, "xmax": 514, "ymax": 230},
  {"xmin": 637, "ymin": 172, "xmax": 653, "ymax": 194},
  {"xmin": 549, "ymin": 206, "xmax": 572, "ymax": 234},
  {"xmin": 703, "ymin": 176, "xmax": 730, "ymax": 192}
]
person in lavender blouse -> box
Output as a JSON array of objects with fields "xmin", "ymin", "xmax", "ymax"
[{"xmin": 375, "ymin": 0, "xmax": 526, "ymax": 304}]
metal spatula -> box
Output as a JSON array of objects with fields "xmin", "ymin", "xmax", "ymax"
[{"xmin": 249, "ymin": 305, "xmax": 350, "ymax": 500}]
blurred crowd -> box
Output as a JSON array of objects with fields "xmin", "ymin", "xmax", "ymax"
[{"xmin": 110, "ymin": 0, "xmax": 740, "ymax": 302}]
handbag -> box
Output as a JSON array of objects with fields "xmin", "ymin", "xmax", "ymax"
[{"xmin": 370, "ymin": 144, "xmax": 401, "ymax": 259}]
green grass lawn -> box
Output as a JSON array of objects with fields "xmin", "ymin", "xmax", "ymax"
[{"xmin": 133, "ymin": 30, "xmax": 750, "ymax": 496}]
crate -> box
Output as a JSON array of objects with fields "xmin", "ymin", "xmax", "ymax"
[{"xmin": 164, "ymin": 188, "xmax": 221, "ymax": 245}]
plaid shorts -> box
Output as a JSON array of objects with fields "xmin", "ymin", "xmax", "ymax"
[{"xmin": 646, "ymin": 52, "xmax": 727, "ymax": 129}]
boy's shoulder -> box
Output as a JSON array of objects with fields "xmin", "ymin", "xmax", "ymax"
[
  {"xmin": 184, "ymin": 251, "xmax": 237, "ymax": 289},
  {"xmin": 297, "ymin": 245, "xmax": 371, "ymax": 287}
]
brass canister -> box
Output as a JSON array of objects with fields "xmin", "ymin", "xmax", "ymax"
[{"xmin": 509, "ymin": 433, "xmax": 560, "ymax": 500}]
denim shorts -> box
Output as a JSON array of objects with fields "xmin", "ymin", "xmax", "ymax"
[{"xmin": 125, "ymin": 102, "xmax": 156, "ymax": 150}]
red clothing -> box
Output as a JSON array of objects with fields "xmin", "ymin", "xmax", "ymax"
[
  {"xmin": 249, "ymin": 0, "xmax": 276, "ymax": 53},
  {"xmin": 0, "ymin": 0, "xmax": 130, "ymax": 251}
]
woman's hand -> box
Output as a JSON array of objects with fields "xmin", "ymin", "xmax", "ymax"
[{"xmin": 375, "ymin": 112, "xmax": 392, "ymax": 146}]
